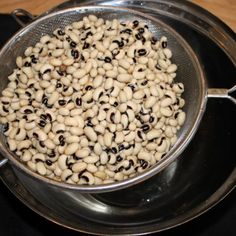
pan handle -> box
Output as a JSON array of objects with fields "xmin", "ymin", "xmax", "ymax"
[
  {"xmin": 207, "ymin": 85, "xmax": 236, "ymax": 105},
  {"xmin": 11, "ymin": 9, "xmax": 35, "ymax": 27}
]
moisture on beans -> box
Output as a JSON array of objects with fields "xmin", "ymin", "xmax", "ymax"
[{"xmin": 0, "ymin": 15, "xmax": 186, "ymax": 185}]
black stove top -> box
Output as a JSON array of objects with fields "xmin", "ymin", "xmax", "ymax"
[{"xmin": 0, "ymin": 14, "xmax": 235, "ymax": 236}]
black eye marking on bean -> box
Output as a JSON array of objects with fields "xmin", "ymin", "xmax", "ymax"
[
  {"xmin": 85, "ymin": 85, "xmax": 93, "ymax": 91},
  {"xmin": 116, "ymin": 155, "xmax": 123, "ymax": 162},
  {"xmin": 31, "ymin": 57, "xmax": 38, "ymax": 64},
  {"xmin": 56, "ymin": 82, "xmax": 62, "ymax": 89},
  {"xmin": 78, "ymin": 169, "xmax": 86, "ymax": 178},
  {"xmin": 133, "ymin": 20, "xmax": 139, "ymax": 28},
  {"xmin": 58, "ymin": 100, "xmax": 66, "ymax": 106},
  {"xmin": 138, "ymin": 28, "xmax": 145, "ymax": 34},
  {"xmin": 83, "ymin": 42, "xmax": 90, "ymax": 49},
  {"xmin": 151, "ymin": 37, "xmax": 157, "ymax": 45},
  {"xmin": 24, "ymin": 62, "xmax": 31, "ymax": 67},
  {"xmin": 39, "ymin": 141, "xmax": 45, "ymax": 148},
  {"xmin": 48, "ymin": 150, "xmax": 56, "ymax": 158},
  {"xmin": 33, "ymin": 132, "xmax": 38, "ymax": 139},
  {"xmin": 110, "ymin": 112, "xmax": 115, "ymax": 123},
  {"xmin": 118, "ymin": 144, "xmax": 125, "ymax": 151},
  {"xmin": 71, "ymin": 49, "xmax": 79, "ymax": 59},
  {"xmin": 141, "ymin": 160, "xmax": 148, "ymax": 169},
  {"xmin": 57, "ymin": 29, "xmax": 65, "ymax": 36},
  {"xmin": 25, "ymin": 91, "xmax": 32, "ymax": 97},
  {"xmin": 120, "ymin": 28, "xmax": 132, "ymax": 35},
  {"xmin": 75, "ymin": 97, "xmax": 82, "ymax": 106},
  {"xmin": 162, "ymin": 41, "xmax": 167, "ymax": 48},
  {"xmin": 111, "ymin": 147, "xmax": 117, "ymax": 154},
  {"xmin": 40, "ymin": 114, "xmax": 47, "ymax": 120},
  {"xmin": 149, "ymin": 116, "xmax": 155, "ymax": 123},
  {"xmin": 138, "ymin": 49, "xmax": 147, "ymax": 56},
  {"xmin": 70, "ymin": 41, "xmax": 77, "ymax": 48},
  {"xmin": 45, "ymin": 160, "xmax": 53, "ymax": 166},
  {"xmin": 104, "ymin": 57, "xmax": 112, "ymax": 63},
  {"xmin": 39, "ymin": 120, "xmax": 46, "ymax": 128},
  {"xmin": 128, "ymin": 84, "xmax": 135, "ymax": 91},
  {"xmin": 137, "ymin": 130, "xmax": 143, "ymax": 139}
]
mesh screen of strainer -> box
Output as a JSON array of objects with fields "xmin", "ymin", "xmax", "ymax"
[{"xmin": 0, "ymin": 6, "xmax": 206, "ymax": 189}]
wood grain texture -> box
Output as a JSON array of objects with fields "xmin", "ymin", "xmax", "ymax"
[{"xmin": 0, "ymin": 0, "xmax": 235, "ymax": 31}]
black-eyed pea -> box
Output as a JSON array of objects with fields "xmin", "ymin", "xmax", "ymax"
[
  {"xmin": 167, "ymin": 64, "xmax": 177, "ymax": 73},
  {"xmin": 7, "ymin": 139, "xmax": 17, "ymax": 151},
  {"xmin": 121, "ymin": 114, "xmax": 128, "ymax": 129},
  {"xmin": 172, "ymin": 83, "xmax": 184, "ymax": 94},
  {"xmin": 100, "ymin": 151, "xmax": 108, "ymax": 165},
  {"xmin": 144, "ymin": 96, "xmax": 156, "ymax": 109},
  {"xmin": 58, "ymin": 154, "xmax": 68, "ymax": 170},
  {"xmin": 36, "ymin": 162, "xmax": 47, "ymax": 176},
  {"xmin": 133, "ymin": 90, "xmax": 145, "ymax": 100},
  {"xmin": 73, "ymin": 68, "xmax": 87, "ymax": 79},
  {"xmin": 170, "ymin": 135, "xmax": 178, "ymax": 146},
  {"xmin": 156, "ymin": 138, "xmax": 167, "ymax": 153},
  {"xmin": 137, "ymin": 151, "xmax": 152, "ymax": 162},
  {"xmin": 138, "ymin": 57, "xmax": 149, "ymax": 65},
  {"xmin": 83, "ymin": 155, "xmax": 99, "ymax": 164},
  {"xmin": 93, "ymin": 143, "xmax": 102, "ymax": 155},
  {"xmin": 6, "ymin": 113, "xmax": 16, "ymax": 122},
  {"xmin": 118, "ymin": 59, "xmax": 130, "ymax": 70},
  {"xmin": 160, "ymin": 107, "xmax": 173, "ymax": 117},
  {"xmin": 17, "ymin": 140, "xmax": 31, "ymax": 151},
  {"xmin": 72, "ymin": 162, "xmax": 87, "ymax": 173},
  {"xmin": 64, "ymin": 143, "xmax": 79, "ymax": 155},
  {"xmin": 65, "ymin": 135, "xmax": 80, "ymax": 144},
  {"xmin": 177, "ymin": 112, "xmax": 186, "ymax": 126},
  {"xmin": 27, "ymin": 161, "xmax": 37, "ymax": 172},
  {"xmin": 71, "ymin": 173, "xmax": 79, "ymax": 183},
  {"xmin": 103, "ymin": 132, "xmax": 113, "ymax": 147},
  {"xmin": 14, "ymin": 128, "xmax": 26, "ymax": 141},
  {"xmin": 86, "ymin": 164, "xmax": 98, "ymax": 173},
  {"xmin": 44, "ymin": 139, "xmax": 55, "ymax": 149},
  {"xmin": 75, "ymin": 149, "xmax": 89, "ymax": 159},
  {"xmin": 123, "ymin": 86, "xmax": 133, "ymax": 100},
  {"xmin": 146, "ymin": 129, "xmax": 162, "ymax": 140},
  {"xmin": 146, "ymin": 142, "xmax": 157, "ymax": 151},
  {"xmin": 118, "ymin": 90, "xmax": 127, "ymax": 103},
  {"xmin": 32, "ymin": 153, "xmax": 45, "ymax": 163},
  {"xmin": 84, "ymin": 126, "xmax": 97, "ymax": 142},
  {"xmin": 160, "ymin": 97, "xmax": 172, "ymax": 107},
  {"xmin": 126, "ymin": 109, "xmax": 135, "ymax": 122},
  {"xmin": 124, "ymin": 131, "xmax": 136, "ymax": 142},
  {"xmin": 165, "ymin": 126, "xmax": 174, "ymax": 138},
  {"xmin": 179, "ymin": 98, "xmax": 185, "ymax": 108},
  {"xmin": 116, "ymin": 73, "xmax": 132, "ymax": 83},
  {"xmin": 80, "ymin": 172, "xmax": 95, "ymax": 185},
  {"xmin": 110, "ymin": 86, "xmax": 120, "ymax": 97},
  {"xmin": 61, "ymin": 169, "xmax": 73, "ymax": 182},
  {"xmin": 114, "ymin": 172, "xmax": 124, "ymax": 181},
  {"xmin": 21, "ymin": 150, "xmax": 32, "ymax": 162},
  {"xmin": 94, "ymin": 171, "xmax": 107, "ymax": 180}
]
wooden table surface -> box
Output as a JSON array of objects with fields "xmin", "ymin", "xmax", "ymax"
[{"xmin": 0, "ymin": 0, "xmax": 235, "ymax": 32}]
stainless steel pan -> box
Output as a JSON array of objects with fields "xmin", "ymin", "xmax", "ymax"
[{"xmin": 0, "ymin": 1, "xmax": 235, "ymax": 235}]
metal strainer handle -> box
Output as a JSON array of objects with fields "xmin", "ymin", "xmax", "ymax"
[
  {"xmin": 11, "ymin": 9, "xmax": 35, "ymax": 27},
  {"xmin": 207, "ymin": 85, "xmax": 236, "ymax": 104}
]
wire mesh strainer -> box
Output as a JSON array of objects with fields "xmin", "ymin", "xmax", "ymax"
[{"xmin": 0, "ymin": 6, "xmax": 233, "ymax": 193}]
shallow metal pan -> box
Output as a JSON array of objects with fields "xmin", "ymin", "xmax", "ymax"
[{"xmin": 0, "ymin": 0, "xmax": 235, "ymax": 235}]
